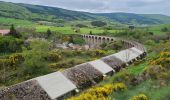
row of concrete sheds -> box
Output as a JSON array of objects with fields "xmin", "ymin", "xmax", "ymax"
[{"xmin": 0, "ymin": 47, "xmax": 145, "ymax": 100}]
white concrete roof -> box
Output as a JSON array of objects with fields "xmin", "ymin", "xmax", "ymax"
[
  {"xmin": 129, "ymin": 47, "xmax": 143, "ymax": 55},
  {"xmin": 35, "ymin": 72, "xmax": 77, "ymax": 99},
  {"xmin": 113, "ymin": 48, "xmax": 140, "ymax": 63},
  {"xmin": 88, "ymin": 59, "xmax": 114, "ymax": 74}
]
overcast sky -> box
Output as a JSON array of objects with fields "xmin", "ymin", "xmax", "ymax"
[{"xmin": 1, "ymin": 0, "xmax": 170, "ymax": 16}]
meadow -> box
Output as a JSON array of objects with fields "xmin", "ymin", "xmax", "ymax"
[
  {"xmin": 0, "ymin": 17, "xmax": 34, "ymax": 27},
  {"xmin": 148, "ymin": 24, "xmax": 170, "ymax": 35},
  {"xmin": 35, "ymin": 25, "xmax": 120, "ymax": 34}
]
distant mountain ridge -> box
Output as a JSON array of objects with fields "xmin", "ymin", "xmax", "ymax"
[{"xmin": 0, "ymin": 1, "xmax": 170, "ymax": 25}]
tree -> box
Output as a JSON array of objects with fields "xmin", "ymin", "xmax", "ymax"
[
  {"xmin": 47, "ymin": 28, "xmax": 52, "ymax": 37},
  {"xmin": 9, "ymin": 24, "xmax": 18, "ymax": 37},
  {"xmin": 166, "ymin": 32, "xmax": 170, "ymax": 40},
  {"xmin": 21, "ymin": 40, "xmax": 50, "ymax": 76},
  {"xmin": 129, "ymin": 26, "xmax": 135, "ymax": 30},
  {"xmin": 91, "ymin": 21, "xmax": 107, "ymax": 27},
  {"xmin": 0, "ymin": 36, "xmax": 23, "ymax": 53},
  {"xmin": 89, "ymin": 31, "xmax": 93, "ymax": 35},
  {"xmin": 161, "ymin": 27, "xmax": 168, "ymax": 32}
]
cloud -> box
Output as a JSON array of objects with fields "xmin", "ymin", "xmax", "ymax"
[{"xmin": 0, "ymin": 0, "xmax": 170, "ymax": 15}]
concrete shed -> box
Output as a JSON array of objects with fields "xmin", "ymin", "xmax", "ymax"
[
  {"xmin": 129, "ymin": 47, "xmax": 143, "ymax": 54},
  {"xmin": 101, "ymin": 55, "xmax": 125, "ymax": 72},
  {"xmin": 35, "ymin": 72, "xmax": 77, "ymax": 100},
  {"xmin": 74, "ymin": 63, "xmax": 103, "ymax": 84},
  {"xmin": 88, "ymin": 59, "xmax": 114, "ymax": 75},
  {"xmin": 113, "ymin": 47, "xmax": 140, "ymax": 63},
  {"xmin": 129, "ymin": 47, "xmax": 145, "ymax": 58}
]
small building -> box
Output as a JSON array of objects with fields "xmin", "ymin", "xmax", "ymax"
[
  {"xmin": 62, "ymin": 67, "xmax": 93, "ymax": 90},
  {"xmin": 129, "ymin": 47, "xmax": 144, "ymax": 59},
  {"xmin": 113, "ymin": 47, "xmax": 141, "ymax": 64},
  {"xmin": 101, "ymin": 55, "xmax": 125, "ymax": 72},
  {"xmin": 0, "ymin": 30, "xmax": 10, "ymax": 36},
  {"xmin": 88, "ymin": 59, "xmax": 114, "ymax": 76},
  {"xmin": 74, "ymin": 63, "xmax": 103, "ymax": 84},
  {"xmin": 35, "ymin": 72, "xmax": 77, "ymax": 100}
]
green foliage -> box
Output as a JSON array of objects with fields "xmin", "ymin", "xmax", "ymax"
[
  {"xmin": 46, "ymin": 28, "xmax": 52, "ymax": 37},
  {"xmin": 9, "ymin": 24, "xmax": 21, "ymax": 38},
  {"xmin": 75, "ymin": 24, "xmax": 88, "ymax": 28},
  {"xmin": 21, "ymin": 40, "xmax": 50, "ymax": 76},
  {"xmin": 68, "ymin": 83, "xmax": 127, "ymax": 100},
  {"xmin": 72, "ymin": 36, "xmax": 85, "ymax": 45},
  {"xmin": 0, "ymin": 36, "xmax": 23, "ymax": 53},
  {"xmin": 161, "ymin": 27, "xmax": 168, "ymax": 32},
  {"xmin": 91, "ymin": 21, "xmax": 107, "ymax": 27},
  {"xmin": 101, "ymin": 41, "xmax": 123, "ymax": 51},
  {"xmin": 144, "ymin": 40, "xmax": 155, "ymax": 46}
]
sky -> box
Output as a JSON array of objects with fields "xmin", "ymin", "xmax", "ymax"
[{"xmin": 0, "ymin": 0, "xmax": 170, "ymax": 16}]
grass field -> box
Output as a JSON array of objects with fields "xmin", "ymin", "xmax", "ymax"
[
  {"xmin": 148, "ymin": 24, "xmax": 170, "ymax": 35},
  {"xmin": 0, "ymin": 17, "xmax": 34, "ymax": 27},
  {"xmin": 36, "ymin": 25, "xmax": 120, "ymax": 34}
]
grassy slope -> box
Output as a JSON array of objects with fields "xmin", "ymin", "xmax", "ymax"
[
  {"xmin": 0, "ymin": 17, "xmax": 34, "ymax": 27},
  {"xmin": 98, "ymin": 51, "xmax": 170, "ymax": 100},
  {"xmin": 148, "ymin": 24, "xmax": 170, "ymax": 35},
  {"xmin": 36, "ymin": 25, "xmax": 119, "ymax": 34},
  {"xmin": 1, "ymin": 1, "xmax": 170, "ymax": 25},
  {"xmin": 113, "ymin": 80, "xmax": 170, "ymax": 100}
]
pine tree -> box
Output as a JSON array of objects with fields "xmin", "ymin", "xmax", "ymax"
[
  {"xmin": 9, "ymin": 24, "xmax": 18, "ymax": 37},
  {"xmin": 47, "ymin": 28, "xmax": 52, "ymax": 37}
]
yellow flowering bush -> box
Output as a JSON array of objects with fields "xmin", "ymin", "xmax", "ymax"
[
  {"xmin": 131, "ymin": 94, "xmax": 148, "ymax": 100},
  {"xmin": 9, "ymin": 53, "xmax": 24, "ymax": 69},
  {"xmin": 150, "ymin": 52, "xmax": 170, "ymax": 69},
  {"xmin": 48, "ymin": 51, "xmax": 62, "ymax": 61},
  {"xmin": 67, "ymin": 83, "xmax": 127, "ymax": 100}
]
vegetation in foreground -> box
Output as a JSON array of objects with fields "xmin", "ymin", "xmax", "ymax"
[{"xmin": 68, "ymin": 39, "xmax": 170, "ymax": 100}]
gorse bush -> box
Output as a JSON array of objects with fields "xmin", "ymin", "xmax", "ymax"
[
  {"xmin": 150, "ymin": 52, "xmax": 170, "ymax": 69},
  {"xmin": 131, "ymin": 94, "xmax": 148, "ymax": 100},
  {"xmin": 68, "ymin": 83, "xmax": 127, "ymax": 100},
  {"xmin": 48, "ymin": 50, "xmax": 62, "ymax": 62},
  {"xmin": 9, "ymin": 53, "xmax": 24, "ymax": 70}
]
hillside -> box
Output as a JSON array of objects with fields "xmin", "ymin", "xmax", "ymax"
[
  {"xmin": 0, "ymin": 1, "xmax": 98, "ymax": 22},
  {"xmin": 97, "ymin": 13, "xmax": 170, "ymax": 24},
  {"xmin": 0, "ymin": 1, "xmax": 170, "ymax": 25}
]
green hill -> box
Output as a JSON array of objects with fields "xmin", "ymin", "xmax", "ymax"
[
  {"xmin": 96, "ymin": 13, "xmax": 170, "ymax": 24},
  {"xmin": 0, "ymin": 1, "xmax": 170, "ymax": 25}
]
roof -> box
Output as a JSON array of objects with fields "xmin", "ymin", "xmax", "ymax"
[
  {"xmin": 74, "ymin": 63, "xmax": 103, "ymax": 81},
  {"xmin": 0, "ymin": 30, "xmax": 10, "ymax": 35},
  {"xmin": 0, "ymin": 80, "xmax": 51, "ymax": 100},
  {"xmin": 113, "ymin": 47, "xmax": 140, "ymax": 63},
  {"xmin": 35, "ymin": 72, "xmax": 77, "ymax": 99},
  {"xmin": 88, "ymin": 59, "xmax": 114, "ymax": 74},
  {"xmin": 129, "ymin": 47, "xmax": 143, "ymax": 55}
]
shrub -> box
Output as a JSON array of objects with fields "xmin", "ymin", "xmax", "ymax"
[
  {"xmin": 48, "ymin": 51, "xmax": 62, "ymax": 62},
  {"xmin": 68, "ymin": 83, "xmax": 127, "ymax": 100},
  {"xmin": 144, "ymin": 40, "xmax": 155, "ymax": 46},
  {"xmin": 91, "ymin": 21, "xmax": 107, "ymax": 27},
  {"xmin": 143, "ymin": 65, "xmax": 165, "ymax": 79},
  {"xmin": 111, "ymin": 70, "xmax": 134, "ymax": 85},
  {"xmin": 150, "ymin": 52, "xmax": 170, "ymax": 69},
  {"xmin": 131, "ymin": 94, "xmax": 148, "ymax": 100},
  {"xmin": 86, "ymin": 49, "xmax": 107, "ymax": 57},
  {"xmin": 73, "ymin": 36, "xmax": 85, "ymax": 45},
  {"xmin": 9, "ymin": 53, "xmax": 24, "ymax": 70},
  {"xmin": 161, "ymin": 27, "xmax": 168, "ymax": 32},
  {"xmin": 0, "ymin": 36, "xmax": 23, "ymax": 53}
]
